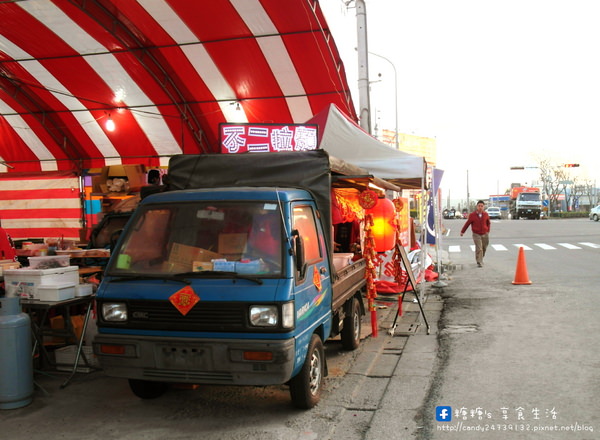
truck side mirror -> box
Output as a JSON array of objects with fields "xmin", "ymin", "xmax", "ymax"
[{"xmin": 291, "ymin": 229, "xmax": 307, "ymax": 279}]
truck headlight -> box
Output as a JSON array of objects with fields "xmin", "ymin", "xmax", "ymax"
[
  {"xmin": 249, "ymin": 305, "xmax": 278, "ymax": 327},
  {"xmin": 249, "ymin": 303, "xmax": 295, "ymax": 329},
  {"xmin": 102, "ymin": 303, "xmax": 128, "ymax": 322}
]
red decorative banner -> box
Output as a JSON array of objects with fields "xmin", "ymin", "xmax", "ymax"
[
  {"xmin": 169, "ymin": 286, "xmax": 200, "ymax": 316},
  {"xmin": 220, "ymin": 123, "xmax": 318, "ymax": 154},
  {"xmin": 313, "ymin": 266, "xmax": 322, "ymax": 292}
]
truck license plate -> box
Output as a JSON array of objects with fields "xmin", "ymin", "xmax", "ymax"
[{"xmin": 155, "ymin": 344, "xmax": 211, "ymax": 370}]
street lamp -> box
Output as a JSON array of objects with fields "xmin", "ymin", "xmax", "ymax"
[{"xmin": 368, "ymin": 51, "xmax": 399, "ymax": 149}]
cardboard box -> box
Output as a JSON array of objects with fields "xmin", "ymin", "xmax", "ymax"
[
  {"xmin": 235, "ymin": 260, "xmax": 262, "ymax": 274},
  {"xmin": 92, "ymin": 164, "xmax": 147, "ymax": 193},
  {"xmin": 213, "ymin": 260, "xmax": 235, "ymax": 272},
  {"xmin": 0, "ymin": 260, "xmax": 20, "ymax": 276},
  {"xmin": 218, "ymin": 233, "xmax": 248, "ymax": 255},
  {"xmin": 168, "ymin": 243, "xmax": 222, "ymax": 272},
  {"xmin": 50, "ymin": 314, "xmax": 84, "ymax": 344},
  {"xmin": 193, "ymin": 261, "xmax": 213, "ymax": 272}
]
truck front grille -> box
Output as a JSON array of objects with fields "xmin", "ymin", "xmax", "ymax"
[{"xmin": 102, "ymin": 300, "xmax": 247, "ymax": 332}]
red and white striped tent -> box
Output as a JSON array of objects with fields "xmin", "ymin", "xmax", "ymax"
[{"xmin": 0, "ymin": 0, "xmax": 357, "ymax": 240}]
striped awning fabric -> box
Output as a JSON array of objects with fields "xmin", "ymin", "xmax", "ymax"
[
  {"xmin": 0, "ymin": 172, "xmax": 82, "ymax": 240},
  {"xmin": 0, "ymin": 0, "xmax": 356, "ymax": 173}
]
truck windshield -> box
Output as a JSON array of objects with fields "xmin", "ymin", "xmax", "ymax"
[
  {"xmin": 106, "ymin": 201, "xmax": 283, "ymax": 277},
  {"xmin": 520, "ymin": 193, "xmax": 540, "ymax": 201}
]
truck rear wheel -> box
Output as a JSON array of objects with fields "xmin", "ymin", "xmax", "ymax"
[
  {"xmin": 341, "ymin": 297, "xmax": 361, "ymax": 350},
  {"xmin": 289, "ymin": 333, "xmax": 324, "ymax": 409},
  {"xmin": 128, "ymin": 379, "xmax": 169, "ymax": 399}
]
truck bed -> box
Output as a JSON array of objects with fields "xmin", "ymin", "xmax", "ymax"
[{"xmin": 332, "ymin": 258, "xmax": 366, "ymax": 312}]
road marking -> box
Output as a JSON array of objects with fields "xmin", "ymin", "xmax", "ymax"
[
  {"xmin": 557, "ymin": 243, "xmax": 581, "ymax": 249},
  {"xmin": 535, "ymin": 243, "xmax": 556, "ymax": 250},
  {"xmin": 513, "ymin": 244, "xmax": 532, "ymax": 250},
  {"xmin": 447, "ymin": 242, "xmax": 596, "ymax": 253},
  {"xmin": 579, "ymin": 242, "xmax": 600, "ymax": 248}
]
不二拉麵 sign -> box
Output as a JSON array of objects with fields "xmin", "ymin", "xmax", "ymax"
[{"xmin": 220, "ymin": 123, "xmax": 318, "ymax": 154}]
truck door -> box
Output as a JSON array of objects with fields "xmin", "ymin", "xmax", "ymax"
[{"xmin": 291, "ymin": 204, "xmax": 330, "ymax": 339}]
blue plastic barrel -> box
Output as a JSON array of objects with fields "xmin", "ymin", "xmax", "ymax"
[{"xmin": 0, "ymin": 297, "xmax": 33, "ymax": 409}]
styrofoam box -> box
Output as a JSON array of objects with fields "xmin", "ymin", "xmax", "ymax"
[
  {"xmin": 36, "ymin": 283, "xmax": 75, "ymax": 301},
  {"xmin": 3, "ymin": 266, "xmax": 79, "ymax": 299},
  {"xmin": 75, "ymin": 283, "xmax": 94, "ymax": 297},
  {"xmin": 333, "ymin": 253, "xmax": 354, "ymax": 271}
]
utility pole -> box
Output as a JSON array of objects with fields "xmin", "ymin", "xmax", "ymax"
[
  {"xmin": 355, "ymin": 0, "xmax": 371, "ymax": 134},
  {"xmin": 368, "ymin": 51, "xmax": 398, "ymax": 148},
  {"xmin": 466, "ymin": 169, "xmax": 470, "ymax": 211}
]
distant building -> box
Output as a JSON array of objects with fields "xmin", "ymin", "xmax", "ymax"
[{"xmin": 378, "ymin": 128, "xmax": 437, "ymax": 167}]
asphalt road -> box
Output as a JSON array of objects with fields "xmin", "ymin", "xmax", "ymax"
[{"xmin": 422, "ymin": 217, "xmax": 600, "ymax": 439}]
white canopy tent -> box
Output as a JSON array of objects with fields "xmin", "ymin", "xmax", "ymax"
[
  {"xmin": 307, "ymin": 104, "xmax": 443, "ymax": 312},
  {"xmin": 306, "ymin": 104, "xmax": 427, "ymax": 189}
]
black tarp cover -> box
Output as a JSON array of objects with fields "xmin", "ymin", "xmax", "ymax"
[
  {"xmin": 168, "ymin": 149, "xmax": 332, "ymax": 249},
  {"xmin": 167, "ymin": 149, "xmax": 400, "ymax": 254}
]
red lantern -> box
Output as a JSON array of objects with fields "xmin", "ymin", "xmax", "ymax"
[{"xmin": 366, "ymin": 198, "xmax": 396, "ymax": 252}]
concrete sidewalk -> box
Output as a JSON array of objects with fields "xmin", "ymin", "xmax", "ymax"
[{"xmin": 322, "ymin": 289, "xmax": 443, "ymax": 439}]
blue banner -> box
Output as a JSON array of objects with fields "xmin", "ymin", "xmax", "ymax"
[{"xmin": 426, "ymin": 168, "xmax": 444, "ymax": 245}]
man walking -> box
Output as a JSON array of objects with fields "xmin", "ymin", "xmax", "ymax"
[{"xmin": 460, "ymin": 200, "xmax": 491, "ymax": 267}]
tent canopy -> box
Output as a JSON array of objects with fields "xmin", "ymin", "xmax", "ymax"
[
  {"xmin": 0, "ymin": 0, "xmax": 356, "ymax": 173},
  {"xmin": 307, "ymin": 104, "xmax": 426, "ymax": 189}
]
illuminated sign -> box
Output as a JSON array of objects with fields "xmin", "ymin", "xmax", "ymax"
[{"xmin": 219, "ymin": 123, "xmax": 318, "ymax": 154}]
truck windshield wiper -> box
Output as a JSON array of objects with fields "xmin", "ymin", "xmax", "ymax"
[
  {"xmin": 174, "ymin": 271, "xmax": 263, "ymax": 285},
  {"xmin": 108, "ymin": 274, "xmax": 191, "ymax": 285}
]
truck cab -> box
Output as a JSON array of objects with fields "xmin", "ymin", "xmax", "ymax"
[{"xmin": 94, "ymin": 187, "xmax": 364, "ymax": 407}]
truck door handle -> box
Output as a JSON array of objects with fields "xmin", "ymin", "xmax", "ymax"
[{"xmin": 320, "ymin": 266, "xmax": 327, "ymax": 274}]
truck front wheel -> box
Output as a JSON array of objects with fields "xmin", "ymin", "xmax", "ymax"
[
  {"xmin": 129, "ymin": 379, "xmax": 169, "ymax": 399},
  {"xmin": 289, "ymin": 333, "xmax": 324, "ymax": 409},
  {"xmin": 341, "ymin": 297, "xmax": 362, "ymax": 350}
]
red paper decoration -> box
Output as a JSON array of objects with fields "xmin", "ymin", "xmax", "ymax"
[
  {"xmin": 358, "ymin": 189, "xmax": 378, "ymax": 209},
  {"xmin": 169, "ymin": 286, "xmax": 200, "ymax": 316}
]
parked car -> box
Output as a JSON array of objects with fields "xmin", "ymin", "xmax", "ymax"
[
  {"xmin": 486, "ymin": 206, "xmax": 501, "ymax": 219},
  {"xmin": 590, "ymin": 205, "xmax": 600, "ymax": 221}
]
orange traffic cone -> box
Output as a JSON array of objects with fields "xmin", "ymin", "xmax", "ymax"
[{"xmin": 512, "ymin": 246, "xmax": 532, "ymax": 285}]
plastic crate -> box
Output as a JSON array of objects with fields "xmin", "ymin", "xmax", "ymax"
[{"xmin": 28, "ymin": 255, "xmax": 69, "ymax": 269}]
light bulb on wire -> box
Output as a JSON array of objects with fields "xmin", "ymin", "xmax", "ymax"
[{"xmin": 105, "ymin": 114, "xmax": 115, "ymax": 132}]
